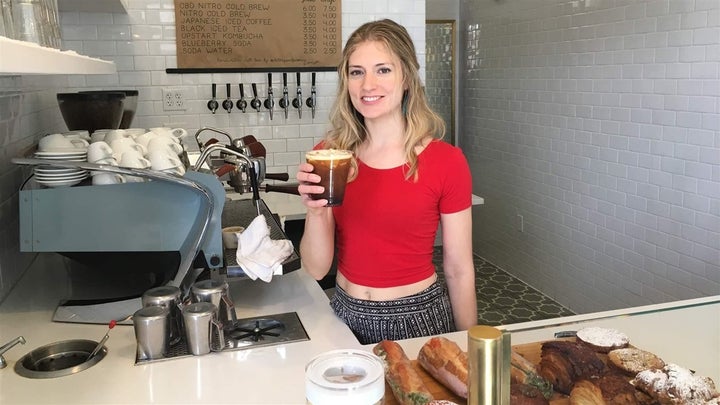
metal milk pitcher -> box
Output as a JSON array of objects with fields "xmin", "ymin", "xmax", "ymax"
[
  {"xmin": 141, "ymin": 285, "xmax": 184, "ymax": 345},
  {"xmin": 190, "ymin": 279, "xmax": 236, "ymax": 326}
]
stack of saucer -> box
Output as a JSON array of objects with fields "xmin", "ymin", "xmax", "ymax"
[{"xmin": 33, "ymin": 149, "xmax": 89, "ymax": 188}]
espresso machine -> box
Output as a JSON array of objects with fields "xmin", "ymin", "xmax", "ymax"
[{"xmin": 12, "ymin": 133, "xmax": 300, "ymax": 325}]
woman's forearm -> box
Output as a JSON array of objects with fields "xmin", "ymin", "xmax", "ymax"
[{"xmin": 299, "ymin": 208, "xmax": 337, "ymax": 280}]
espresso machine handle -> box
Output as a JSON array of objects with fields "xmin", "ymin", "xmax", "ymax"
[
  {"xmin": 264, "ymin": 172, "xmax": 289, "ymax": 181},
  {"xmin": 263, "ymin": 183, "xmax": 300, "ymax": 195}
]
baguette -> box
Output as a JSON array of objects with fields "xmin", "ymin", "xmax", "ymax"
[
  {"xmin": 416, "ymin": 337, "xmax": 469, "ymax": 398},
  {"xmin": 511, "ymin": 350, "xmax": 554, "ymax": 399},
  {"xmin": 373, "ymin": 340, "xmax": 435, "ymax": 405}
]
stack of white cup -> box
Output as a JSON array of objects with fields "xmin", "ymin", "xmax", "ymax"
[{"xmin": 87, "ymin": 127, "xmax": 188, "ymax": 185}]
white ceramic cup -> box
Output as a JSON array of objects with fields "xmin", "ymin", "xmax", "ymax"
[
  {"xmin": 150, "ymin": 127, "xmax": 187, "ymax": 140},
  {"xmin": 104, "ymin": 129, "xmax": 131, "ymax": 145},
  {"xmin": 110, "ymin": 138, "xmax": 146, "ymax": 160},
  {"xmin": 147, "ymin": 137, "xmax": 183, "ymax": 155},
  {"xmin": 62, "ymin": 130, "xmax": 91, "ymax": 142},
  {"xmin": 148, "ymin": 150, "xmax": 184, "ymax": 172},
  {"xmin": 124, "ymin": 128, "xmax": 148, "ymax": 137},
  {"xmin": 38, "ymin": 133, "xmax": 89, "ymax": 152},
  {"xmin": 91, "ymin": 129, "xmax": 112, "ymax": 143},
  {"xmin": 87, "ymin": 141, "xmax": 114, "ymax": 163},
  {"xmin": 92, "ymin": 172, "xmax": 126, "ymax": 186},
  {"xmin": 221, "ymin": 226, "xmax": 245, "ymax": 249},
  {"xmin": 134, "ymin": 132, "xmax": 156, "ymax": 149},
  {"xmin": 120, "ymin": 151, "xmax": 151, "ymax": 182}
]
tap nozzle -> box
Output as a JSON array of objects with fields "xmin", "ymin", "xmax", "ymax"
[
  {"xmin": 263, "ymin": 72, "xmax": 274, "ymax": 120},
  {"xmin": 207, "ymin": 83, "xmax": 219, "ymax": 114},
  {"xmin": 222, "ymin": 83, "xmax": 233, "ymax": 113},
  {"xmin": 292, "ymin": 72, "xmax": 303, "ymax": 119},
  {"xmin": 0, "ymin": 336, "xmax": 26, "ymax": 369},
  {"xmin": 305, "ymin": 72, "xmax": 316, "ymax": 119},
  {"xmin": 236, "ymin": 83, "xmax": 247, "ymax": 113},
  {"xmin": 279, "ymin": 72, "xmax": 290, "ymax": 119}
]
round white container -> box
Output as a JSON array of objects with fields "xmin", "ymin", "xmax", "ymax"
[{"xmin": 305, "ymin": 349, "xmax": 385, "ymax": 405}]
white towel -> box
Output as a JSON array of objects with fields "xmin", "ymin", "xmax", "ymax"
[{"xmin": 235, "ymin": 215, "xmax": 294, "ymax": 282}]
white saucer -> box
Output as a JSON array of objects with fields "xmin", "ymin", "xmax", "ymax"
[
  {"xmin": 35, "ymin": 150, "xmax": 88, "ymax": 157},
  {"xmin": 34, "ymin": 170, "xmax": 88, "ymax": 179},
  {"xmin": 36, "ymin": 177, "xmax": 87, "ymax": 188}
]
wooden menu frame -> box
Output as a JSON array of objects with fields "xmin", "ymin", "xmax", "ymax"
[{"xmin": 170, "ymin": 0, "xmax": 342, "ymax": 72}]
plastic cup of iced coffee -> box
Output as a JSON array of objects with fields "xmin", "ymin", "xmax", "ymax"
[{"xmin": 305, "ymin": 149, "xmax": 353, "ymax": 207}]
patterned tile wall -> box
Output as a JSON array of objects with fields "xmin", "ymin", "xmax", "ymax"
[
  {"xmin": 0, "ymin": 1, "xmax": 427, "ymax": 303},
  {"xmin": 460, "ymin": 0, "xmax": 719, "ymax": 313}
]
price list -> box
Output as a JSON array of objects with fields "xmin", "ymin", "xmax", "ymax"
[{"xmin": 173, "ymin": 0, "xmax": 341, "ymax": 70}]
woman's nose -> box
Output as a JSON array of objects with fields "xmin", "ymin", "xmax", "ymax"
[{"xmin": 361, "ymin": 73, "xmax": 377, "ymax": 89}]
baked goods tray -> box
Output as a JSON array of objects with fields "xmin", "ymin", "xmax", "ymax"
[
  {"xmin": 220, "ymin": 198, "xmax": 300, "ymax": 277},
  {"xmin": 382, "ymin": 339, "xmax": 575, "ymax": 405}
]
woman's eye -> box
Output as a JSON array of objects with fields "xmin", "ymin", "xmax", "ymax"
[
  {"xmin": 378, "ymin": 67, "xmax": 391, "ymax": 74},
  {"xmin": 349, "ymin": 69, "xmax": 363, "ymax": 77}
]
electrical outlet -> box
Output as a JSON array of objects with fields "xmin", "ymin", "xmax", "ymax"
[{"xmin": 162, "ymin": 88, "xmax": 186, "ymax": 111}]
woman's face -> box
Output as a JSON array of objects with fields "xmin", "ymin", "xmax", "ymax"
[{"xmin": 347, "ymin": 40, "xmax": 405, "ymax": 122}]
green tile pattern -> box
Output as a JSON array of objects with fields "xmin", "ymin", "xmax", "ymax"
[{"xmin": 433, "ymin": 248, "xmax": 575, "ymax": 326}]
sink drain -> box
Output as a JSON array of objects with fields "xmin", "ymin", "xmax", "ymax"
[{"xmin": 14, "ymin": 339, "xmax": 106, "ymax": 379}]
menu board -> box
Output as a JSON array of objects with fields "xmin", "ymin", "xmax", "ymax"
[{"xmin": 173, "ymin": 0, "xmax": 341, "ymax": 70}]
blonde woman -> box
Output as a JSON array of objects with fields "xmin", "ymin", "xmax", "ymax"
[{"xmin": 297, "ymin": 19, "xmax": 476, "ymax": 344}]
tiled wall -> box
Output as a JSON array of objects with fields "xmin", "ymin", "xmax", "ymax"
[
  {"xmin": 426, "ymin": 22, "xmax": 455, "ymax": 143},
  {"xmin": 461, "ymin": 0, "xmax": 719, "ymax": 313},
  {"xmin": 0, "ymin": 1, "xmax": 427, "ymax": 303}
]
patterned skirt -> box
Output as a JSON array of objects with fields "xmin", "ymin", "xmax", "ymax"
[{"xmin": 329, "ymin": 279, "xmax": 456, "ymax": 345}]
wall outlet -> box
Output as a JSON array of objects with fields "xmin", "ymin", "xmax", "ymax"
[{"xmin": 162, "ymin": 88, "xmax": 186, "ymax": 111}]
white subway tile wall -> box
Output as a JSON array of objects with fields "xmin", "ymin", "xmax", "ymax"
[
  {"xmin": 0, "ymin": 1, "xmax": 425, "ymax": 302},
  {"xmin": 461, "ymin": 0, "xmax": 719, "ymax": 313}
]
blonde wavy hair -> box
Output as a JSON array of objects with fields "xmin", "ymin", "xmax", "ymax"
[{"xmin": 323, "ymin": 19, "xmax": 446, "ymax": 180}]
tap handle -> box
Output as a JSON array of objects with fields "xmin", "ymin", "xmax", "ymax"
[
  {"xmin": 252, "ymin": 82, "xmax": 258, "ymax": 99},
  {"xmin": 267, "ymin": 72, "xmax": 273, "ymax": 93},
  {"xmin": 207, "ymin": 83, "xmax": 219, "ymax": 114},
  {"xmin": 283, "ymin": 72, "xmax": 288, "ymax": 88},
  {"xmin": 296, "ymin": 72, "xmax": 301, "ymax": 86},
  {"xmin": 222, "ymin": 83, "xmax": 233, "ymax": 113},
  {"xmin": 311, "ymin": 72, "xmax": 316, "ymax": 88},
  {"xmin": 239, "ymin": 83, "xmax": 245, "ymax": 99},
  {"xmin": 250, "ymin": 83, "xmax": 262, "ymax": 111},
  {"xmin": 237, "ymin": 83, "xmax": 247, "ymax": 113}
]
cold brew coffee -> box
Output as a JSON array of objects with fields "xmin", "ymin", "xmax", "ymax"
[{"xmin": 305, "ymin": 149, "xmax": 353, "ymax": 207}]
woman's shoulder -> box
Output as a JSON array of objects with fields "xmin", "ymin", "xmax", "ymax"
[{"xmin": 422, "ymin": 139, "xmax": 465, "ymax": 159}]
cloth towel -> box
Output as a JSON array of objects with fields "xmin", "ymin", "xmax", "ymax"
[{"xmin": 235, "ymin": 215, "xmax": 294, "ymax": 282}]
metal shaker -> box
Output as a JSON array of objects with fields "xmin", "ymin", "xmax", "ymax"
[
  {"xmin": 467, "ymin": 325, "xmax": 511, "ymax": 405},
  {"xmin": 190, "ymin": 279, "xmax": 236, "ymax": 326},
  {"xmin": 141, "ymin": 285, "xmax": 183, "ymax": 346},
  {"xmin": 182, "ymin": 302, "xmax": 225, "ymax": 356},
  {"xmin": 133, "ymin": 305, "xmax": 170, "ymax": 360}
]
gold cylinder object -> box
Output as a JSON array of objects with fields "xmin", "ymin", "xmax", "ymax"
[{"xmin": 467, "ymin": 325, "xmax": 510, "ymax": 405}]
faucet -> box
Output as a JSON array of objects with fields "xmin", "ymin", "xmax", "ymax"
[{"xmin": 0, "ymin": 336, "xmax": 26, "ymax": 369}]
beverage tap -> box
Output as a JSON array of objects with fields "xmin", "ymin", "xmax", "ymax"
[
  {"xmin": 292, "ymin": 72, "xmax": 303, "ymax": 119},
  {"xmin": 207, "ymin": 83, "xmax": 219, "ymax": 114},
  {"xmin": 263, "ymin": 73, "xmax": 274, "ymax": 120},
  {"xmin": 305, "ymin": 72, "xmax": 316, "ymax": 119},
  {"xmin": 278, "ymin": 72, "xmax": 289, "ymax": 119},
  {"xmin": 236, "ymin": 83, "xmax": 247, "ymax": 113},
  {"xmin": 222, "ymin": 83, "xmax": 233, "ymax": 113},
  {"xmin": 250, "ymin": 83, "xmax": 262, "ymax": 112}
]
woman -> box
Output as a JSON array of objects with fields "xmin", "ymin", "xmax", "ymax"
[{"xmin": 297, "ymin": 19, "xmax": 476, "ymax": 344}]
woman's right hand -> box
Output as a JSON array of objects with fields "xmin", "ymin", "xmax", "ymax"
[{"xmin": 296, "ymin": 162, "xmax": 329, "ymax": 209}]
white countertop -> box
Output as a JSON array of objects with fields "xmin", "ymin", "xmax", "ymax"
[
  {"xmin": 1, "ymin": 252, "xmax": 718, "ymax": 404},
  {"xmin": 0, "ymin": 253, "xmax": 361, "ymax": 404}
]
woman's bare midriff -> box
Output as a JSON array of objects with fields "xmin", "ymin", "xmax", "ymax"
[{"xmin": 335, "ymin": 271, "xmax": 438, "ymax": 301}]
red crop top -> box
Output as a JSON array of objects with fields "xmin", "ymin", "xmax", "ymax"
[{"xmin": 331, "ymin": 140, "xmax": 472, "ymax": 288}]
